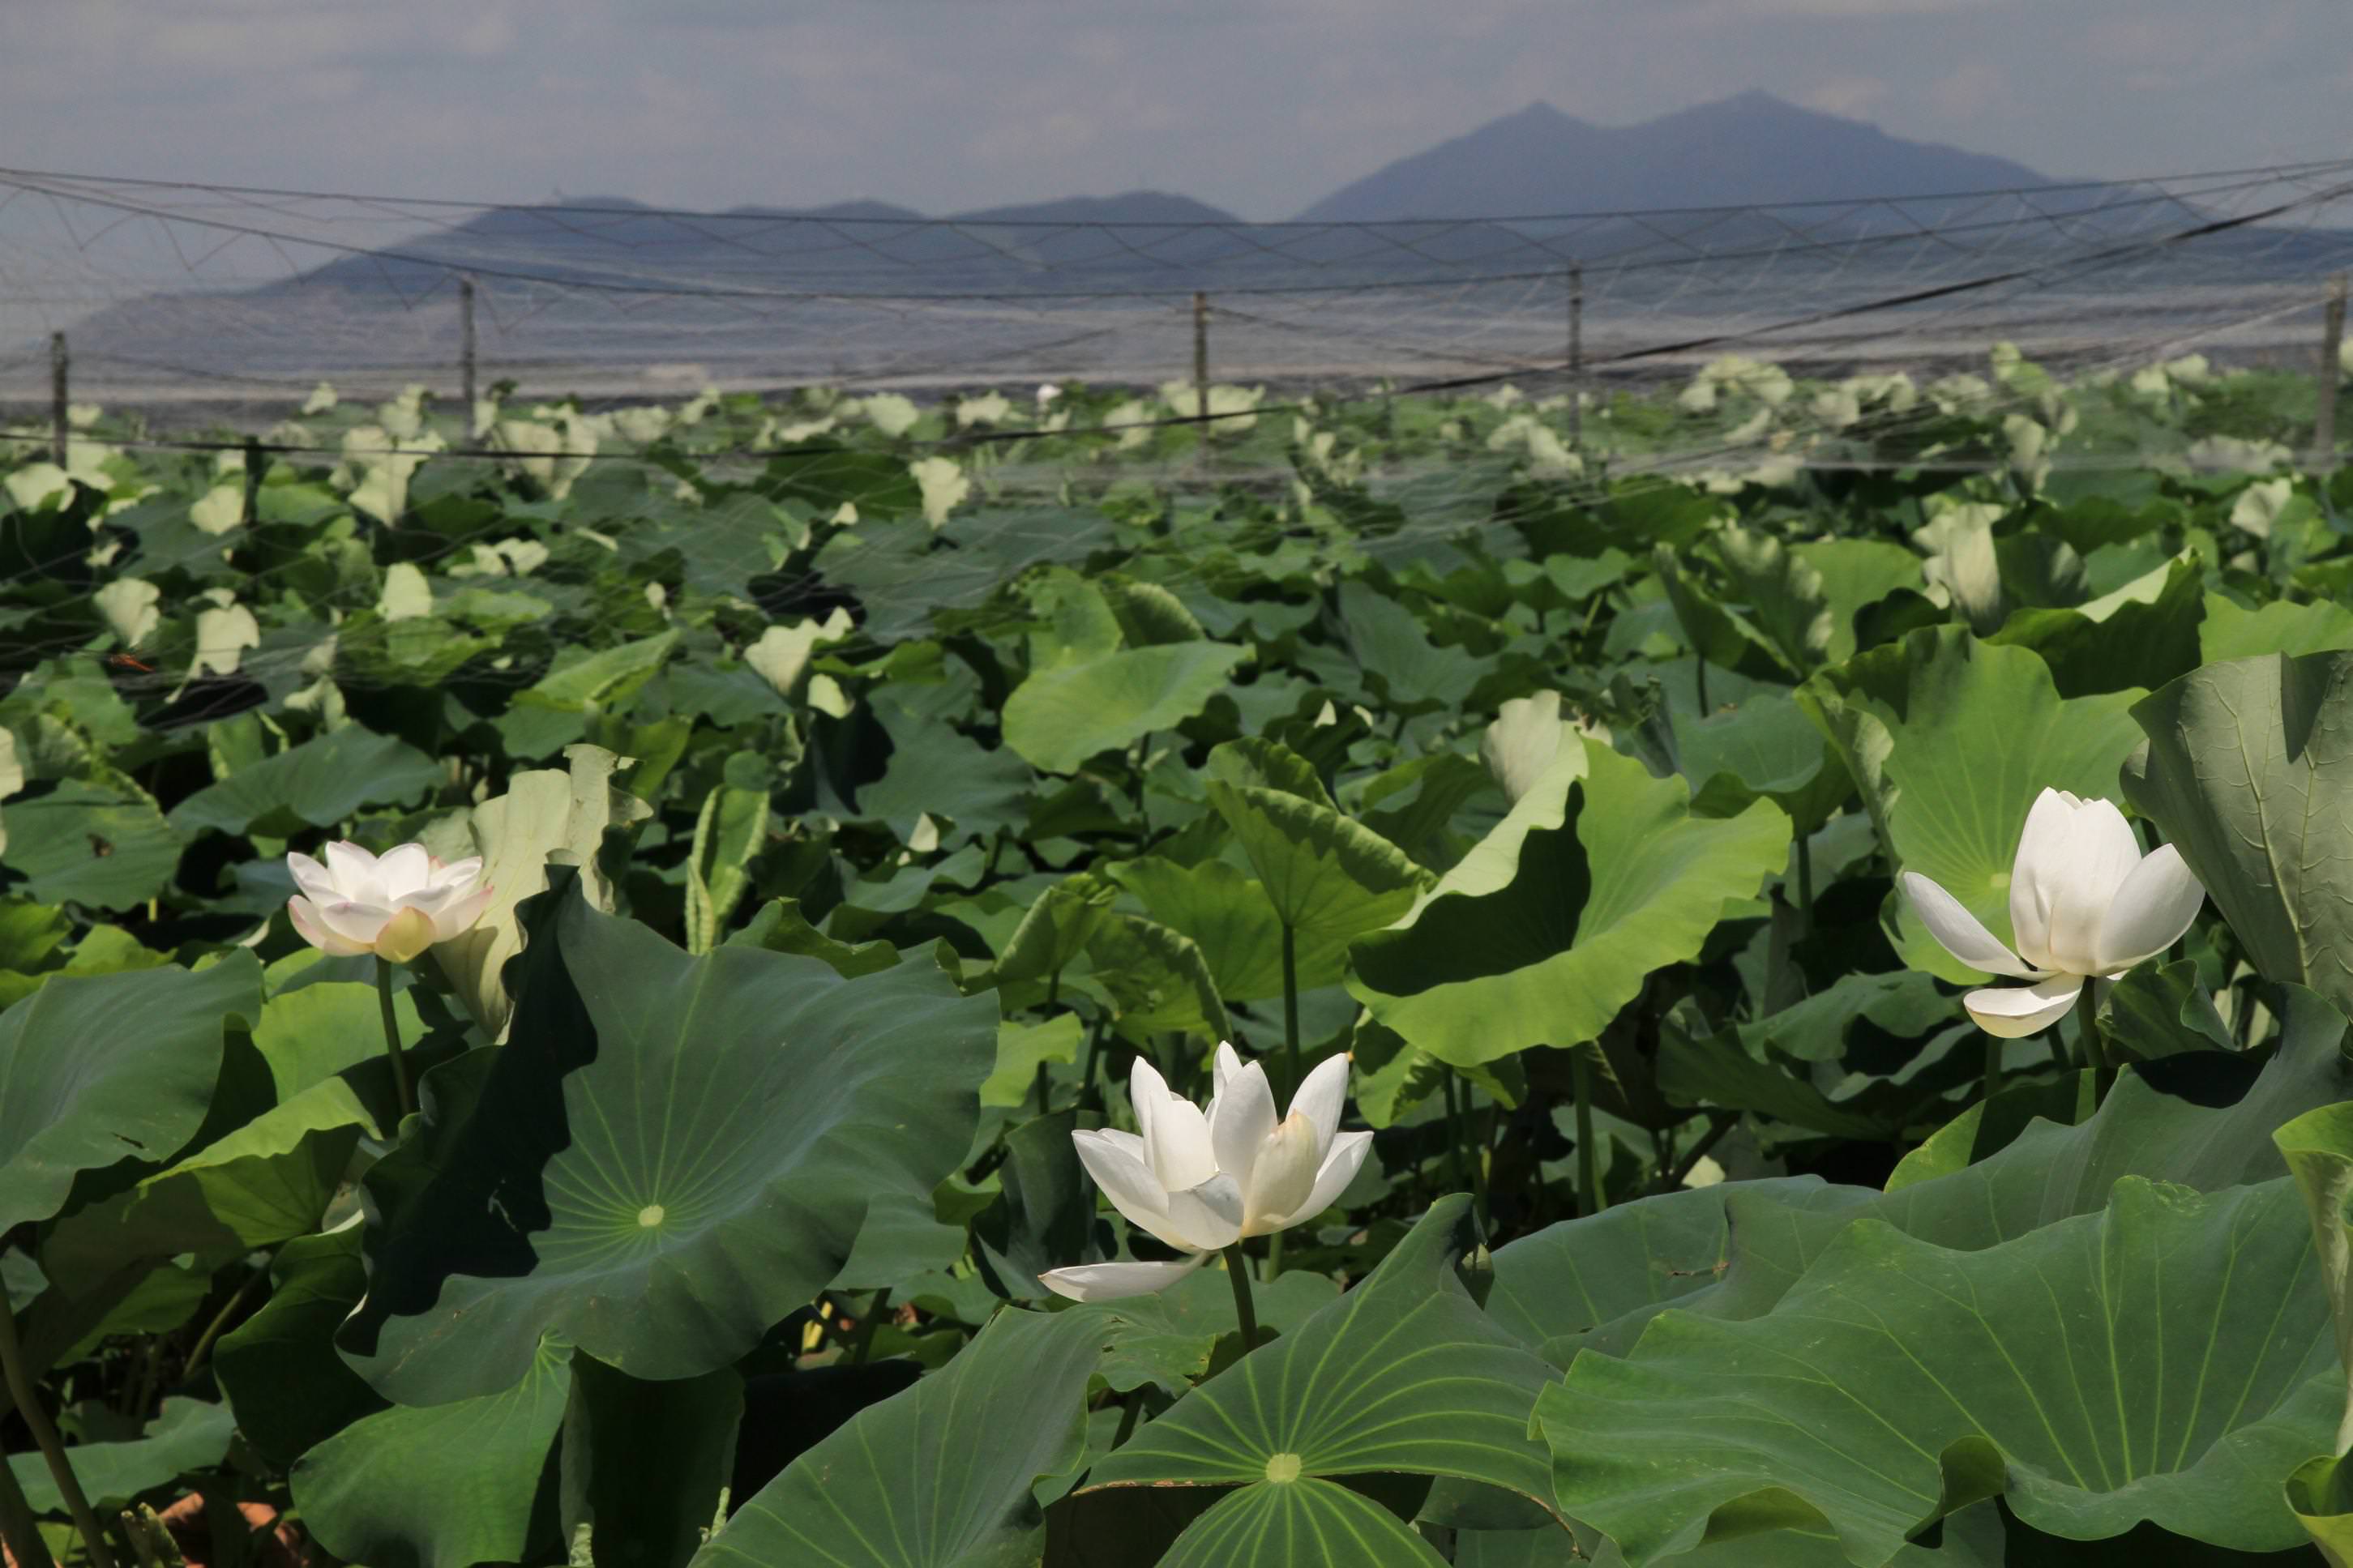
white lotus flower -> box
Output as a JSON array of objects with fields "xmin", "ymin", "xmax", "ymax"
[
  {"xmin": 1901, "ymin": 788, "xmax": 2205, "ymax": 1038},
  {"xmin": 1041, "ymin": 1044, "xmax": 1372, "ymax": 1303},
  {"xmin": 286, "ymin": 841, "xmax": 494, "ymax": 965}
]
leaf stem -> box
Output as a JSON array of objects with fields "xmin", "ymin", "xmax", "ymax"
[
  {"xmin": 1981, "ymin": 1036, "xmax": 2002, "ymax": 1105},
  {"xmin": 848, "ymin": 1288, "xmax": 890, "ymax": 1366},
  {"xmin": 1221, "ymin": 1245, "xmax": 1260, "ymax": 1350},
  {"xmin": 182, "ymin": 1262, "xmax": 266, "ymax": 1377},
  {"xmin": 1572, "ymin": 1046, "xmax": 1603, "ymax": 1216},
  {"xmin": 1794, "ymin": 831, "xmax": 1813, "ymax": 939},
  {"xmin": 375, "ymin": 955, "xmax": 413, "ymax": 1119},
  {"xmin": 2077, "ymin": 981, "xmax": 2111, "ymax": 1100},
  {"xmin": 0, "ymin": 1446, "xmax": 56, "ymax": 1568},
  {"xmin": 1280, "ymin": 924, "xmax": 1301, "ymax": 1089},
  {"xmin": 0, "ymin": 1288, "xmax": 118, "ymax": 1568},
  {"xmin": 1443, "ymin": 1071, "xmax": 1470, "ymax": 1194}
]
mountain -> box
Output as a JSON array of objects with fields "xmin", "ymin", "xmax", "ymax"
[{"xmin": 1296, "ymin": 92, "xmax": 2056, "ymax": 221}]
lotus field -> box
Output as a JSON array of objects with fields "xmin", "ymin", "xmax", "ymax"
[{"xmin": 9, "ymin": 348, "xmax": 2353, "ymax": 1567}]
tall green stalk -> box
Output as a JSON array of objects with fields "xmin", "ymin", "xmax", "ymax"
[
  {"xmin": 376, "ymin": 956, "xmax": 413, "ymax": 1119},
  {"xmin": 1221, "ymin": 1245, "xmax": 1260, "ymax": 1350},
  {"xmin": 0, "ymin": 1291, "xmax": 117, "ymax": 1568},
  {"xmin": 1267, "ymin": 925, "xmax": 1302, "ymax": 1281},
  {"xmin": 2077, "ymin": 982, "xmax": 2111, "ymax": 1100},
  {"xmin": 1571, "ymin": 1046, "xmax": 1603, "ymax": 1217},
  {"xmin": 1794, "ymin": 832, "xmax": 1814, "ymax": 938}
]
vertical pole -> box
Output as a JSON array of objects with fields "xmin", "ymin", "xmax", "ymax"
[
  {"xmin": 2317, "ymin": 274, "xmax": 2346, "ymax": 468},
  {"xmin": 1566, "ymin": 265, "xmax": 1585, "ymax": 448},
  {"xmin": 49, "ymin": 332, "xmax": 68, "ymax": 466},
  {"xmin": 1191, "ymin": 291, "xmax": 1209, "ymax": 424},
  {"xmin": 459, "ymin": 277, "xmax": 478, "ymax": 435},
  {"xmin": 242, "ymin": 435, "xmax": 263, "ymax": 528}
]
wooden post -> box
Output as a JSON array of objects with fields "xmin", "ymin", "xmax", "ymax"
[
  {"xmin": 242, "ymin": 435, "xmax": 263, "ymax": 528},
  {"xmin": 1566, "ymin": 265, "xmax": 1585, "ymax": 448},
  {"xmin": 1191, "ymin": 291, "xmax": 1209, "ymax": 423},
  {"xmin": 459, "ymin": 277, "xmax": 478, "ymax": 432},
  {"xmin": 2317, "ymin": 274, "xmax": 2347, "ymax": 468},
  {"xmin": 48, "ymin": 332, "xmax": 68, "ymax": 466}
]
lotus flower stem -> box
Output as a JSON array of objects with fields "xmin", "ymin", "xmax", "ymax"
[
  {"xmin": 1110, "ymin": 1391, "xmax": 1144, "ymax": 1448},
  {"xmin": 1695, "ymin": 655, "xmax": 1709, "ymax": 715},
  {"xmin": 1794, "ymin": 834, "xmax": 1814, "ymax": 938},
  {"xmin": 1982, "ymin": 1037, "xmax": 2002, "ymax": 1104},
  {"xmin": 376, "ymin": 955, "xmax": 413, "ymax": 1118},
  {"xmin": 0, "ymin": 1290, "xmax": 118, "ymax": 1568},
  {"xmin": 2076, "ymin": 982, "xmax": 2111, "ymax": 1098},
  {"xmin": 1572, "ymin": 1046, "xmax": 1603, "ymax": 1216},
  {"xmin": 1221, "ymin": 1245, "xmax": 1260, "ymax": 1349},
  {"xmin": 848, "ymin": 1288, "xmax": 890, "ymax": 1366},
  {"xmin": 1444, "ymin": 1073, "xmax": 1470, "ymax": 1193},
  {"xmin": 1078, "ymin": 1016, "xmax": 1106, "ymax": 1112},
  {"xmin": 0, "ymin": 1438, "xmax": 57, "ymax": 1568},
  {"xmin": 1280, "ymin": 925, "xmax": 1301, "ymax": 1088}
]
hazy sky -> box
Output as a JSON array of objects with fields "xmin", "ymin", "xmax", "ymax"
[{"xmin": 2, "ymin": 0, "xmax": 2347, "ymax": 220}]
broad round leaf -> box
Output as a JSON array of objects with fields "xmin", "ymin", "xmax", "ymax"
[
  {"xmin": 1349, "ymin": 742, "xmax": 1788, "ymax": 1067},
  {"xmin": 1088, "ymin": 1195, "xmax": 1564, "ymax": 1526},
  {"xmin": 692, "ymin": 1306, "xmax": 1105, "ymax": 1568},
  {"xmin": 339, "ymin": 874, "xmax": 997, "ymax": 1402},
  {"xmin": 1003, "ymin": 640, "xmax": 1248, "ymax": 774},
  {"xmin": 294, "ymin": 1333, "xmax": 572, "ymax": 1568},
  {"xmin": 1799, "ymin": 626, "xmax": 2146, "ymax": 985},
  {"xmin": 1538, "ymin": 1177, "xmax": 2336, "ymax": 1564},
  {"xmin": 2123, "ymin": 651, "xmax": 2353, "ymax": 1016},
  {"xmin": 0, "ymin": 954, "xmax": 261, "ymax": 1233},
  {"xmin": 166, "ymin": 723, "xmax": 444, "ymax": 837}
]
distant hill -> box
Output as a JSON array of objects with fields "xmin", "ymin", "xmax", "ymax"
[{"xmin": 1296, "ymin": 92, "xmax": 2056, "ymax": 221}]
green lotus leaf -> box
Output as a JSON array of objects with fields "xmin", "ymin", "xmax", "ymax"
[
  {"xmin": 0, "ymin": 778, "xmax": 184, "ymax": 910},
  {"xmin": 1002, "ymin": 639, "xmax": 1249, "ymax": 775},
  {"xmin": 2122, "ymin": 651, "xmax": 2353, "ymax": 1015},
  {"xmin": 560, "ymin": 1357, "xmax": 743, "ymax": 1568},
  {"xmin": 995, "ymin": 871, "xmax": 1119, "ymax": 984},
  {"xmin": 166, "ymin": 723, "xmax": 444, "ymax": 837},
  {"xmin": 2199, "ymin": 595, "xmax": 2353, "ymax": 665},
  {"xmin": 692, "ymin": 1306, "xmax": 1105, "ymax": 1568},
  {"xmin": 1154, "ymin": 1479, "xmax": 1450, "ymax": 1567},
  {"xmin": 338, "ymin": 873, "xmax": 996, "ymax": 1402},
  {"xmin": 294, "ymin": 1331, "xmax": 573, "ymax": 1568},
  {"xmin": 422, "ymin": 741, "xmax": 652, "ymax": 1040},
  {"xmin": 1502, "ymin": 991, "xmax": 2351, "ymax": 1369},
  {"xmin": 1081, "ymin": 912, "xmax": 1230, "ymax": 1039},
  {"xmin": 1987, "ymin": 551, "xmax": 2204, "ymax": 698},
  {"xmin": 1798, "ymin": 626, "xmax": 2146, "ymax": 985},
  {"xmin": 1350, "ymin": 741, "xmax": 1787, "ymax": 1067},
  {"xmin": 1203, "ymin": 738, "xmax": 1431, "ymax": 950},
  {"xmin": 0, "ymin": 955, "xmax": 261, "ymax": 1233},
  {"xmin": 1088, "ymin": 1195, "xmax": 1564, "ymax": 1532},
  {"xmin": 215, "ymin": 1226, "xmax": 387, "ymax": 1468},
  {"xmin": 1110, "ymin": 855, "xmax": 1355, "ymax": 1000},
  {"xmin": 6, "ymin": 1398, "xmax": 234, "ymax": 1515},
  {"xmin": 1538, "ymin": 1175, "xmax": 2335, "ymax": 1564}
]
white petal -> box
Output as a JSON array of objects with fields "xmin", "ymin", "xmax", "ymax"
[
  {"xmin": 287, "ymin": 895, "xmax": 370, "ymax": 956},
  {"xmin": 1158, "ymin": 1174, "xmax": 1245, "ymax": 1252},
  {"xmin": 1211, "ymin": 1040, "xmax": 1243, "ymax": 1100},
  {"xmin": 1206, "ymin": 1057, "xmax": 1277, "ymax": 1185},
  {"xmin": 1133, "ymin": 1061, "xmax": 1217, "ymax": 1193},
  {"xmin": 1242, "ymin": 1114, "xmax": 1324, "ymax": 1235},
  {"xmin": 430, "ymin": 854, "xmax": 486, "ymax": 892},
  {"xmin": 285, "ymin": 852, "xmax": 341, "ymax": 904},
  {"xmin": 1072, "ymin": 1130, "xmax": 1179, "ymax": 1243},
  {"xmin": 1040, "ymin": 1253, "xmax": 1210, "ymax": 1302},
  {"xmin": 2042, "ymin": 800, "xmax": 2142, "ymax": 973},
  {"xmin": 2095, "ymin": 844, "xmax": 2205, "ymax": 972},
  {"xmin": 1286, "ymin": 1053, "xmax": 1351, "ymax": 1157},
  {"xmin": 1963, "ymin": 976, "xmax": 2084, "ymax": 1038},
  {"xmin": 323, "ymin": 841, "xmax": 379, "ymax": 899},
  {"xmin": 429, "ymin": 883, "xmax": 496, "ymax": 942},
  {"xmin": 1901, "ymin": 873, "xmax": 2041, "ymax": 980},
  {"xmin": 1275, "ymin": 1130, "xmax": 1373, "ymax": 1231},
  {"xmin": 376, "ymin": 843, "xmax": 433, "ymax": 899},
  {"xmin": 2007, "ymin": 788, "xmax": 2074, "ymax": 971},
  {"xmin": 314, "ymin": 898, "xmax": 392, "ymax": 946}
]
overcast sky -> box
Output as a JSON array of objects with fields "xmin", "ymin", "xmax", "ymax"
[{"xmin": 2, "ymin": 0, "xmax": 2347, "ymax": 220}]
